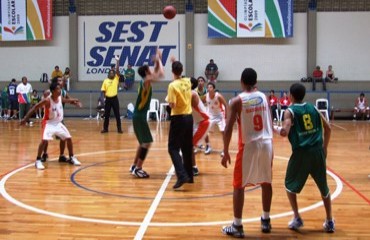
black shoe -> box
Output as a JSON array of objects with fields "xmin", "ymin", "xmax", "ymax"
[
  {"xmin": 101, "ymin": 129, "xmax": 108, "ymax": 133},
  {"xmin": 117, "ymin": 129, "xmax": 123, "ymax": 134},
  {"xmin": 41, "ymin": 153, "xmax": 48, "ymax": 162},
  {"xmin": 261, "ymin": 217, "xmax": 272, "ymax": 233},
  {"xmin": 58, "ymin": 155, "xmax": 68, "ymax": 162},
  {"xmin": 173, "ymin": 176, "xmax": 190, "ymax": 189}
]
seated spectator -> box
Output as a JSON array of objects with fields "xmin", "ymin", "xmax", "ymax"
[
  {"xmin": 51, "ymin": 65, "xmax": 63, "ymax": 79},
  {"xmin": 204, "ymin": 59, "xmax": 219, "ymax": 82},
  {"xmin": 268, "ymin": 90, "xmax": 278, "ymax": 120},
  {"xmin": 325, "ymin": 65, "xmax": 338, "ymax": 83},
  {"xmin": 63, "ymin": 67, "xmax": 71, "ymax": 91},
  {"xmin": 353, "ymin": 92, "xmax": 369, "ymax": 120},
  {"xmin": 124, "ymin": 64, "xmax": 135, "ymax": 90},
  {"xmin": 312, "ymin": 65, "xmax": 327, "ymax": 91},
  {"xmin": 30, "ymin": 90, "xmax": 41, "ymax": 119}
]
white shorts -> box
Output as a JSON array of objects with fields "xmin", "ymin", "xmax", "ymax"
[
  {"xmin": 209, "ymin": 114, "xmax": 226, "ymax": 132},
  {"xmin": 233, "ymin": 139, "xmax": 273, "ymax": 188},
  {"xmin": 42, "ymin": 122, "xmax": 71, "ymax": 140}
]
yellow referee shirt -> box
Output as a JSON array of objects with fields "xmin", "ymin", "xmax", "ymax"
[
  {"xmin": 101, "ymin": 75, "xmax": 119, "ymax": 97},
  {"xmin": 167, "ymin": 77, "xmax": 192, "ymax": 115}
]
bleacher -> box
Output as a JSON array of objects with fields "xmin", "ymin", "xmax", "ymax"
[{"xmin": 6, "ymin": 80, "xmax": 367, "ymax": 120}]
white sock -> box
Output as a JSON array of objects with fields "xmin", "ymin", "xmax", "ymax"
[
  {"xmin": 233, "ymin": 218, "xmax": 242, "ymax": 226},
  {"xmin": 262, "ymin": 211, "xmax": 270, "ymax": 219}
]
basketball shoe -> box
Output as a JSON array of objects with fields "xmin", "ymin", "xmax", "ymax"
[
  {"xmin": 204, "ymin": 145, "xmax": 212, "ymax": 155},
  {"xmin": 261, "ymin": 217, "xmax": 271, "ymax": 233},
  {"xmin": 192, "ymin": 166, "xmax": 199, "ymax": 176},
  {"xmin": 323, "ymin": 219, "xmax": 335, "ymax": 233},
  {"xmin": 221, "ymin": 223, "xmax": 245, "ymax": 238},
  {"xmin": 288, "ymin": 217, "xmax": 304, "ymax": 230},
  {"xmin": 58, "ymin": 155, "xmax": 68, "ymax": 162},
  {"xmin": 41, "ymin": 153, "xmax": 49, "ymax": 162},
  {"xmin": 132, "ymin": 168, "xmax": 150, "ymax": 178},
  {"xmin": 129, "ymin": 165, "xmax": 136, "ymax": 173},
  {"xmin": 35, "ymin": 160, "xmax": 45, "ymax": 170},
  {"xmin": 68, "ymin": 156, "xmax": 81, "ymax": 166}
]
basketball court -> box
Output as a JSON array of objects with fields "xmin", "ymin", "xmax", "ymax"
[{"xmin": 0, "ymin": 119, "xmax": 369, "ymax": 239}]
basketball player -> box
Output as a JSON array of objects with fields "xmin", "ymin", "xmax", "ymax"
[
  {"xmin": 129, "ymin": 49, "xmax": 164, "ymax": 178},
  {"xmin": 205, "ymin": 82, "xmax": 228, "ymax": 155},
  {"xmin": 20, "ymin": 81, "xmax": 82, "ymax": 170},
  {"xmin": 221, "ymin": 68, "xmax": 273, "ymax": 237},
  {"xmin": 274, "ymin": 83, "xmax": 335, "ymax": 233},
  {"xmin": 353, "ymin": 92, "xmax": 369, "ymax": 120},
  {"xmin": 190, "ymin": 77, "xmax": 211, "ymax": 176},
  {"xmin": 41, "ymin": 77, "xmax": 76, "ymax": 163}
]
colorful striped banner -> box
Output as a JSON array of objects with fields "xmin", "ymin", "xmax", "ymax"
[
  {"xmin": 208, "ymin": 0, "xmax": 293, "ymax": 38},
  {"xmin": 0, "ymin": 0, "xmax": 52, "ymax": 41}
]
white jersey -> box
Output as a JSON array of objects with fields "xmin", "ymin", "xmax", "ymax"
[
  {"xmin": 192, "ymin": 91, "xmax": 209, "ymax": 123},
  {"xmin": 238, "ymin": 91, "xmax": 273, "ymax": 144},
  {"xmin": 43, "ymin": 96, "xmax": 64, "ymax": 125},
  {"xmin": 206, "ymin": 92, "xmax": 224, "ymax": 118},
  {"xmin": 356, "ymin": 97, "xmax": 367, "ymax": 110}
]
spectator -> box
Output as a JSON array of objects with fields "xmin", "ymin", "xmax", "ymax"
[
  {"xmin": 278, "ymin": 91, "xmax": 291, "ymax": 121},
  {"xmin": 268, "ymin": 90, "xmax": 278, "ymax": 121},
  {"xmin": 100, "ymin": 55, "xmax": 123, "ymax": 133},
  {"xmin": 204, "ymin": 59, "xmax": 219, "ymax": 82},
  {"xmin": 16, "ymin": 76, "xmax": 33, "ymax": 125},
  {"xmin": 30, "ymin": 90, "xmax": 41, "ymax": 119},
  {"xmin": 7, "ymin": 78, "xmax": 19, "ymax": 120},
  {"xmin": 312, "ymin": 65, "xmax": 327, "ymax": 91},
  {"xmin": 63, "ymin": 67, "xmax": 71, "ymax": 91},
  {"xmin": 353, "ymin": 92, "xmax": 369, "ymax": 120},
  {"xmin": 124, "ymin": 64, "xmax": 135, "ymax": 90},
  {"xmin": 325, "ymin": 65, "xmax": 338, "ymax": 83},
  {"xmin": 51, "ymin": 65, "xmax": 63, "ymax": 79},
  {"xmin": 1, "ymin": 86, "xmax": 9, "ymax": 119}
]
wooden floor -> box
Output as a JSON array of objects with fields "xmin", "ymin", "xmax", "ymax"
[{"xmin": 0, "ymin": 118, "xmax": 369, "ymax": 240}]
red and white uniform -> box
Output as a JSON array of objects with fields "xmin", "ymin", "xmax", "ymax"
[
  {"xmin": 206, "ymin": 92, "xmax": 226, "ymax": 132},
  {"xmin": 42, "ymin": 96, "xmax": 71, "ymax": 140},
  {"xmin": 269, "ymin": 95, "xmax": 278, "ymax": 107},
  {"xmin": 234, "ymin": 91, "xmax": 273, "ymax": 188},
  {"xmin": 279, "ymin": 96, "xmax": 291, "ymax": 108},
  {"xmin": 192, "ymin": 91, "xmax": 211, "ymax": 146}
]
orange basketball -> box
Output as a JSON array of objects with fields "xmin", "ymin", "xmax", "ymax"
[{"xmin": 163, "ymin": 5, "xmax": 176, "ymax": 20}]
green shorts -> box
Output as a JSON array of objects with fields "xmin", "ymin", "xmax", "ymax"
[
  {"xmin": 1, "ymin": 98, "xmax": 8, "ymax": 109},
  {"xmin": 285, "ymin": 146, "xmax": 329, "ymax": 196},
  {"xmin": 133, "ymin": 113, "xmax": 153, "ymax": 144}
]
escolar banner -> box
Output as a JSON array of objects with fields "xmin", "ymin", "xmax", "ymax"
[{"xmin": 0, "ymin": 0, "xmax": 52, "ymax": 41}]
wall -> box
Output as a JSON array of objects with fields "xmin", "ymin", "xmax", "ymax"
[
  {"xmin": 0, "ymin": 13, "xmax": 370, "ymax": 82},
  {"xmin": 317, "ymin": 12, "xmax": 370, "ymax": 80},
  {"xmin": 0, "ymin": 17, "xmax": 69, "ymax": 82}
]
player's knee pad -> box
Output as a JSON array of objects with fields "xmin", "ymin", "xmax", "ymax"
[{"xmin": 139, "ymin": 147, "xmax": 149, "ymax": 161}]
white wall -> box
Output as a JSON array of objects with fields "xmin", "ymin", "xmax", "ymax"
[
  {"xmin": 0, "ymin": 13, "xmax": 369, "ymax": 82},
  {"xmin": 0, "ymin": 17, "xmax": 69, "ymax": 82},
  {"xmin": 317, "ymin": 12, "xmax": 370, "ymax": 80},
  {"xmin": 194, "ymin": 13, "xmax": 307, "ymax": 81}
]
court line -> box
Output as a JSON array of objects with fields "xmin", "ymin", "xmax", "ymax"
[
  {"xmin": 0, "ymin": 150, "xmax": 343, "ymax": 227},
  {"xmin": 327, "ymin": 166, "xmax": 370, "ymax": 204},
  {"xmin": 70, "ymin": 159, "xmax": 260, "ymax": 200},
  {"xmin": 134, "ymin": 166, "xmax": 174, "ymax": 240},
  {"xmin": 330, "ymin": 122, "xmax": 347, "ymax": 131}
]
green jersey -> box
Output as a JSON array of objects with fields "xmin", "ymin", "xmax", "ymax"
[
  {"xmin": 134, "ymin": 80, "xmax": 152, "ymax": 115},
  {"xmin": 288, "ymin": 102, "xmax": 323, "ymax": 150}
]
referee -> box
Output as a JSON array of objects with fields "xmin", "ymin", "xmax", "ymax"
[{"xmin": 100, "ymin": 55, "xmax": 123, "ymax": 134}]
